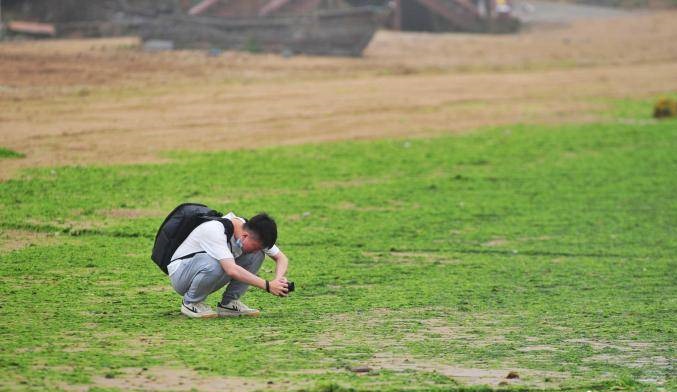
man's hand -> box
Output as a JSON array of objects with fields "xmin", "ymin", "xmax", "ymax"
[{"xmin": 268, "ymin": 278, "xmax": 289, "ymax": 297}]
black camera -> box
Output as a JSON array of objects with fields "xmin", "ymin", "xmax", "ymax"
[{"xmin": 287, "ymin": 281, "xmax": 295, "ymax": 293}]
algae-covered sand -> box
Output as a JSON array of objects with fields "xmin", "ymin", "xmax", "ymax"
[{"xmin": 0, "ymin": 97, "xmax": 675, "ymax": 390}]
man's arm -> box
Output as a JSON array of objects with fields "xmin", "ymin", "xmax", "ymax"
[
  {"xmin": 219, "ymin": 258, "xmax": 288, "ymax": 296},
  {"xmin": 271, "ymin": 251, "xmax": 289, "ymax": 280}
]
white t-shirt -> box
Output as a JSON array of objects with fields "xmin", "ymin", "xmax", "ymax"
[{"xmin": 167, "ymin": 212, "xmax": 280, "ymax": 276}]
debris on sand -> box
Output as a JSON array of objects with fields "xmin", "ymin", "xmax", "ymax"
[
  {"xmin": 653, "ymin": 97, "xmax": 677, "ymax": 119},
  {"xmin": 6, "ymin": 21, "xmax": 56, "ymax": 37}
]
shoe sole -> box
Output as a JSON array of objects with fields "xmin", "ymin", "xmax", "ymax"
[{"xmin": 181, "ymin": 306, "xmax": 218, "ymax": 319}]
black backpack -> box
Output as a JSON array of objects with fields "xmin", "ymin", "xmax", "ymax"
[{"xmin": 151, "ymin": 203, "xmax": 234, "ymax": 275}]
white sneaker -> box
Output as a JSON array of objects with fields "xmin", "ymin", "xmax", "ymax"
[
  {"xmin": 181, "ymin": 301, "xmax": 217, "ymax": 319},
  {"xmin": 216, "ymin": 300, "xmax": 260, "ymax": 317}
]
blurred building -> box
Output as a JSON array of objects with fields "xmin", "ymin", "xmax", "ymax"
[
  {"xmin": 2, "ymin": 0, "xmax": 519, "ymax": 33},
  {"xmin": 346, "ymin": 0, "xmax": 519, "ymax": 32}
]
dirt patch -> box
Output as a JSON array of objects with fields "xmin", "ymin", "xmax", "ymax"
[
  {"xmin": 0, "ymin": 229, "xmax": 59, "ymax": 253},
  {"xmin": 23, "ymin": 217, "xmax": 106, "ymax": 234},
  {"xmin": 314, "ymin": 332, "xmax": 347, "ymax": 350},
  {"xmin": 574, "ymin": 339, "xmax": 671, "ymax": 384},
  {"xmin": 137, "ymin": 284, "xmax": 173, "ymax": 294},
  {"xmin": 308, "ymin": 309, "xmax": 515, "ymax": 352},
  {"xmin": 566, "ymin": 338, "xmax": 630, "ymax": 351},
  {"xmin": 482, "ymin": 237, "xmax": 509, "ymax": 247},
  {"xmin": 518, "ymin": 345, "xmax": 558, "ymax": 352},
  {"xmin": 83, "ymin": 367, "xmax": 269, "ymax": 392},
  {"xmin": 300, "ymin": 309, "xmax": 592, "ymax": 387},
  {"xmin": 104, "ymin": 208, "xmax": 164, "ymax": 219},
  {"xmin": 61, "ymin": 344, "xmax": 88, "ymax": 353},
  {"xmin": 366, "ymin": 352, "xmax": 567, "ymax": 388},
  {"xmin": 285, "ymin": 368, "xmax": 342, "ymax": 375},
  {"xmin": 117, "ymin": 335, "xmax": 169, "ymax": 357},
  {"xmin": 415, "ymin": 318, "xmax": 469, "ymax": 339},
  {"xmin": 363, "ymin": 251, "xmax": 462, "ymax": 265},
  {"xmin": 585, "ymin": 353, "xmax": 671, "ymax": 385},
  {"xmin": 1, "ymin": 11, "xmax": 676, "ymax": 180},
  {"xmin": 412, "ymin": 317, "xmax": 512, "ymax": 346},
  {"xmin": 33, "ymin": 365, "xmax": 77, "ymax": 373}
]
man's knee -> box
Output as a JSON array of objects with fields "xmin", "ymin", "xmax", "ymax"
[{"xmin": 194, "ymin": 254, "xmax": 225, "ymax": 279}]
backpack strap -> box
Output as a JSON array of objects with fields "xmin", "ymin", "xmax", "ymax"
[
  {"xmin": 169, "ymin": 217, "xmax": 235, "ymax": 263},
  {"xmin": 171, "ymin": 251, "xmax": 206, "ymax": 263},
  {"xmin": 216, "ymin": 217, "xmax": 235, "ymax": 252}
]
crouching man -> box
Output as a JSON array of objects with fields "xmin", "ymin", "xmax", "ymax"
[{"xmin": 167, "ymin": 212, "xmax": 289, "ymax": 318}]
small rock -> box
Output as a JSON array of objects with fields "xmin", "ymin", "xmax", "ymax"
[
  {"xmin": 506, "ymin": 371, "xmax": 520, "ymax": 379},
  {"xmin": 350, "ymin": 366, "xmax": 372, "ymax": 373}
]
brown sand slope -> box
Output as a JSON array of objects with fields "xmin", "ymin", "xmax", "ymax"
[{"xmin": 1, "ymin": 10, "xmax": 676, "ymax": 180}]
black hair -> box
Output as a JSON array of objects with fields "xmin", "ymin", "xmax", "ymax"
[{"xmin": 244, "ymin": 213, "xmax": 277, "ymax": 249}]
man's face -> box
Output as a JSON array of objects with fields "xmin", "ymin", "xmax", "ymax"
[{"xmin": 240, "ymin": 231, "xmax": 264, "ymax": 254}]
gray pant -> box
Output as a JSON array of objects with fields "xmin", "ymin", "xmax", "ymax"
[{"xmin": 169, "ymin": 251, "xmax": 265, "ymax": 304}]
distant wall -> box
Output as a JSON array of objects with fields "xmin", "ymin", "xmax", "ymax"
[
  {"xmin": 2, "ymin": 0, "xmax": 112, "ymax": 22},
  {"xmin": 1, "ymin": 0, "xmax": 179, "ymax": 22}
]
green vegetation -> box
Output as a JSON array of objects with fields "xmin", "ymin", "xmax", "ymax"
[
  {"xmin": 0, "ymin": 99, "xmax": 675, "ymax": 391},
  {"xmin": 245, "ymin": 37, "xmax": 263, "ymax": 53},
  {"xmin": 0, "ymin": 147, "xmax": 24, "ymax": 159}
]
